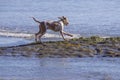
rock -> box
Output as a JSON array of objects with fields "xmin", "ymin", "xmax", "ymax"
[
  {"xmin": 0, "ymin": 49, "xmax": 3, "ymax": 55},
  {"xmin": 90, "ymin": 36, "xmax": 105, "ymax": 43},
  {"xmin": 0, "ymin": 36, "xmax": 120, "ymax": 58},
  {"xmin": 118, "ymin": 48, "xmax": 120, "ymax": 51},
  {"xmin": 115, "ymin": 52, "xmax": 120, "ymax": 57},
  {"xmin": 104, "ymin": 50, "xmax": 117, "ymax": 57},
  {"xmin": 95, "ymin": 47, "xmax": 102, "ymax": 53}
]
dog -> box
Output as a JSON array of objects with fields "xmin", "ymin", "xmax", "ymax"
[{"xmin": 32, "ymin": 16, "xmax": 73, "ymax": 42}]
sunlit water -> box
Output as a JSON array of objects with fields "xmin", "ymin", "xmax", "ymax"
[{"xmin": 0, "ymin": 57, "xmax": 120, "ymax": 80}]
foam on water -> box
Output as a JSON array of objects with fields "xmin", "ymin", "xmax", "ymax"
[
  {"xmin": 0, "ymin": 30, "xmax": 81, "ymax": 47},
  {"xmin": 0, "ymin": 30, "xmax": 80, "ymax": 39},
  {"xmin": 0, "ymin": 31, "xmax": 34, "ymax": 38}
]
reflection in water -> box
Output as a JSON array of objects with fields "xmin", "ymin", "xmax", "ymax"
[
  {"xmin": 0, "ymin": 57, "xmax": 120, "ymax": 80},
  {"xmin": 39, "ymin": 58, "xmax": 68, "ymax": 67}
]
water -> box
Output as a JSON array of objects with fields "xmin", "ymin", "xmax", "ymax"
[
  {"xmin": 0, "ymin": 57, "xmax": 120, "ymax": 80},
  {"xmin": 0, "ymin": 1, "xmax": 120, "ymax": 79},
  {"xmin": 0, "ymin": 0, "xmax": 120, "ymax": 36},
  {"xmin": 0, "ymin": 0, "xmax": 120, "ymax": 45}
]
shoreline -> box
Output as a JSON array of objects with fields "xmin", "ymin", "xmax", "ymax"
[
  {"xmin": 0, "ymin": 33, "xmax": 80, "ymax": 47},
  {"xmin": 0, "ymin": 36, "xmax": 120, "ymax": 58}
]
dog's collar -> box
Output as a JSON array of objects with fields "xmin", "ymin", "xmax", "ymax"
[
  {"xmin": 59, "ymin": 19, "xmax": 68, "ymax": 26},
  {"xmin": 59, "ymin": 21, "xmax": 64, "ymax": 26},
  {"xmin": 57, "ymin": 20, "xmax": 64, "ymax": 26}
]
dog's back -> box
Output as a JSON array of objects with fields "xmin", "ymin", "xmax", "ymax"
[{"xmin": 46, "ymin": 21, "xmax": 62, "ymax": 32}]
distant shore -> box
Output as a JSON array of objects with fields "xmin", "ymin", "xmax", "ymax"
[{"xmin": 0, "ymin": 36, "xmax": 120, "ymax": 58}]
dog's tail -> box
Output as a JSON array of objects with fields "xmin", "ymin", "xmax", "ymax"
[{"xmin": 32, "ymin": 17, "xmax": 41, "ymax": 23}]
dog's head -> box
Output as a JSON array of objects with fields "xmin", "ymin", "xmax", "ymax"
[{"xmin": 58, "ymin": 16, "xmax": 69, "ymax": 26}]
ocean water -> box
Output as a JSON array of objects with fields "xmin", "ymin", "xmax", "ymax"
[
  {"xmin": 0, "ymin": 0, "xmax": 120, "ymax": 46},
  {"xmin": 0, "ymin": 57, "xmax": 120, "ymax": 80}
]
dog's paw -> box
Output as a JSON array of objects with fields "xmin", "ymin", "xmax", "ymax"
[{"xmin": 69, "ymin": 34, "xmax": 73, "ymax": 37}]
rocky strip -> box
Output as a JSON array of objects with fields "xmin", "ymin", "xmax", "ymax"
[{"xmin": 0, "ymin": 36, "xmax": 120, "ymax": 58}]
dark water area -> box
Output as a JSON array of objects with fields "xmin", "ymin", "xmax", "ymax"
[{"xmin": 0, "ymin": 57, "xmax": 120, "ymax": 80}]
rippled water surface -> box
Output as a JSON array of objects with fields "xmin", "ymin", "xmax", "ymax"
[
  {"xmin": 0, "ymin": 0, "xmax": 120, "ymax": 46},
  {"xmin": 0, "ymin": 57, "xmax": 120, "ymax": 80},
  {"xmin": 0, "ymin": 1, "xmax": 120, "ymax": 79},
  {"xmin": 0, "ymin": 0, "xmax": 120, "ymax": 37}
]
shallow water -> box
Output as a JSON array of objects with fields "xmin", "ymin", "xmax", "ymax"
[
  {"xmin": 0, "ymin": 57, "xmax": 120, "ymax": 80},
  {"xmin": 0, "ymin": 37, "xmax": 33, "ymax": 47}
]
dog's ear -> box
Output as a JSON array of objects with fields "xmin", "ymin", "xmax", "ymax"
[
  {"xmin": 58, "ymin": 17, "xmax": 62, "ymax": 20},
  {"xmin": 62, "ymin": 16, "xmax": 65, "ymax": 18},
  {"xmin": 63, "ymin": 16, "xmax": 67, "ymax": 19}
]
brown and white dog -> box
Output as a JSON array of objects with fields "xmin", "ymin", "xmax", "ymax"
[{"xmin": 32, "ymin": 16, "xmax": 73, "ymax": 42}]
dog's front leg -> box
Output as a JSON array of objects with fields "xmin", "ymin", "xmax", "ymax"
[
  {"xmin": 62, "ymin": 31, "xmax": 73, "ymax": 37},
  {"xmin": 60, "ymin": 31, "xmax": 66, "ymax": 40}
]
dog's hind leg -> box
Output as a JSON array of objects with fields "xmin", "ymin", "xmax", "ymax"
[
  {"xmin": 37, "ymin": 32, "xmax": 46, "ymax": 42},
  {"xmin": 35, "ymin": 32, "xmax": 39, "ymax": 42},
  {"xmin": 35, "ymin": 22, "xmax": 46, "ymax": 42},
  {"xmin": 37, "ymin": 22, "xmax": 46, "ymax": 42}
]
